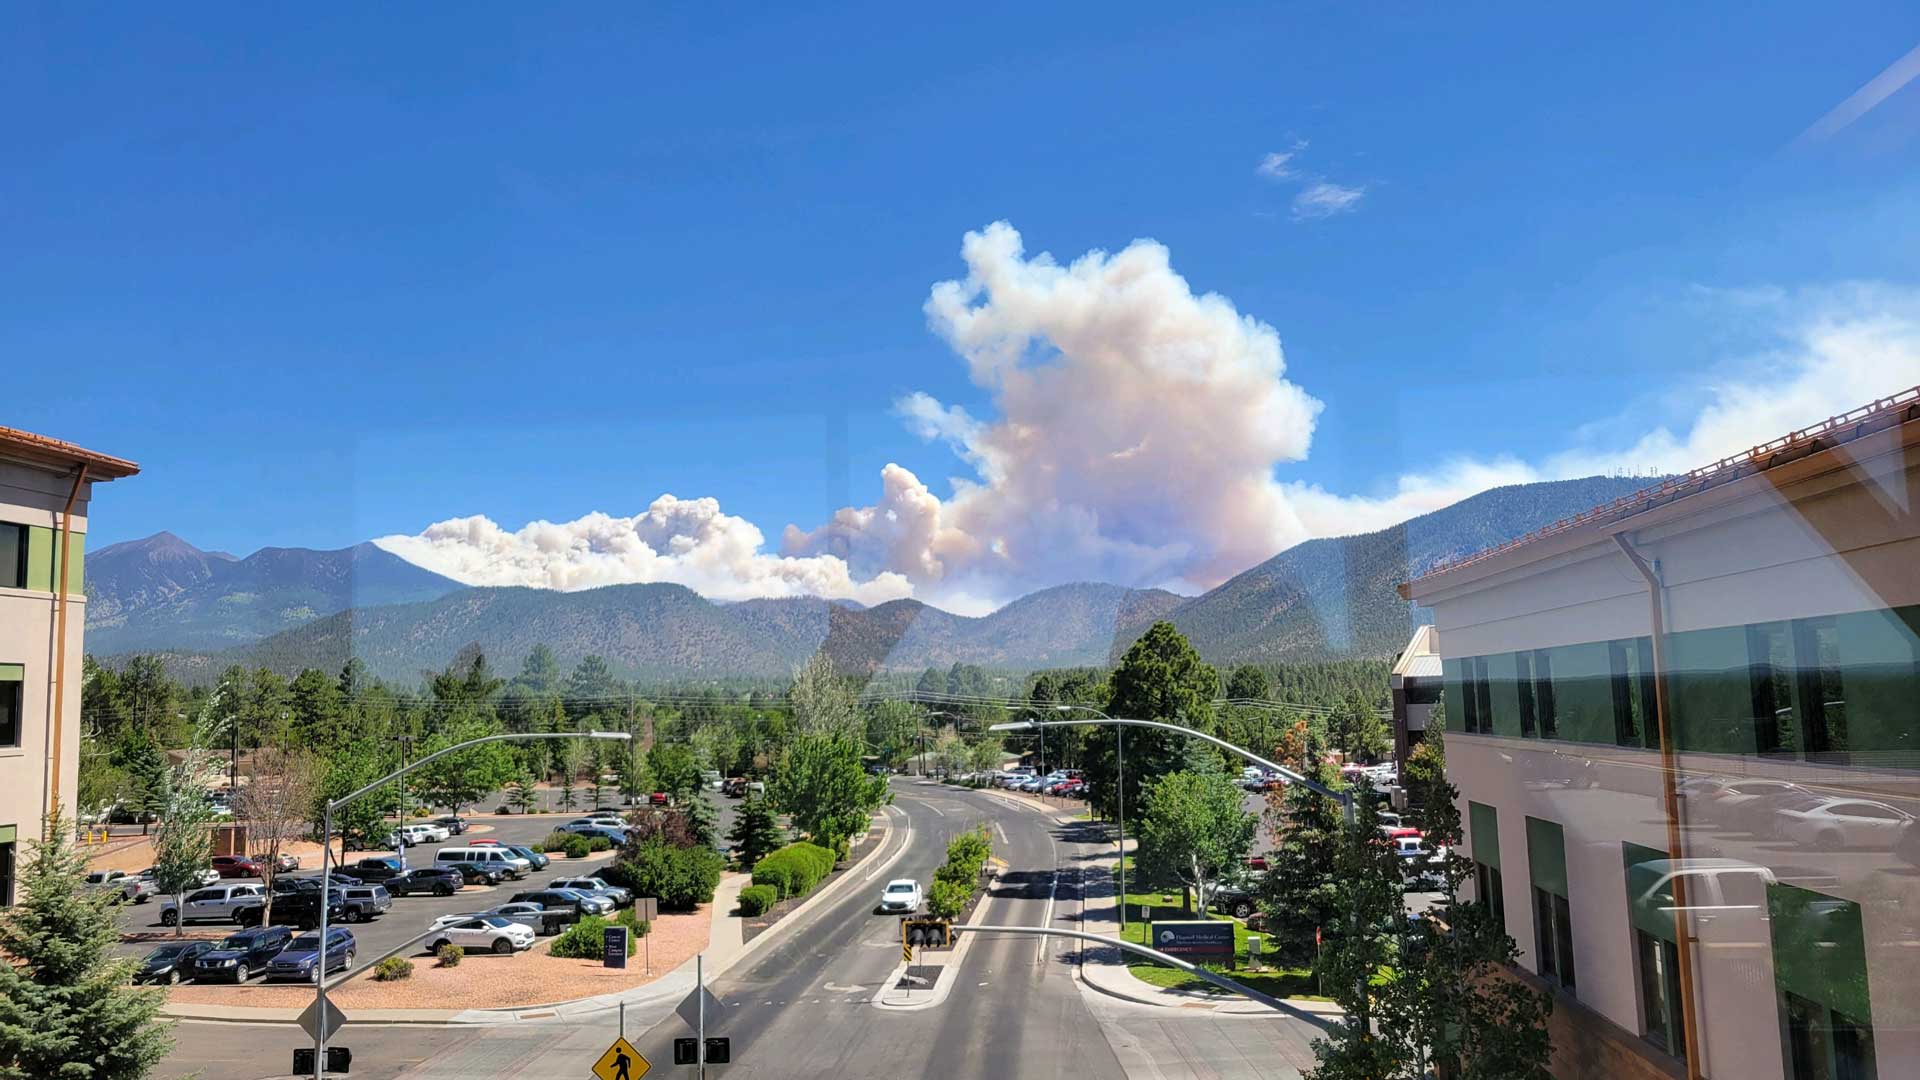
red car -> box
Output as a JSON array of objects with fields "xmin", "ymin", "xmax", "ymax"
[
  {"xmin": 468, "ymin": 838, "xmax": 503, "ymax": 846},
  {"xmin": 211, "ymin": 855, "xmax": 262, "ymax": 879},
  {"xmin": 648, "ymin": 792, "xmax": 670, "ymax": 806}
]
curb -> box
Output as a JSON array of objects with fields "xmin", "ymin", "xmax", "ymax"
[{"xmin": 160, "ymin": 805, "xmax": 904, "ymax": 1027}]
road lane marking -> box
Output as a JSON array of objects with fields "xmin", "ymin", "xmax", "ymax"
[
  {"xmin": 1037, "ymin": 868, "xmax": 1058, "ymax": 964},
  {"xmin": 995, "ymin": 822, "xmax": 1009, "ymax": 845}
]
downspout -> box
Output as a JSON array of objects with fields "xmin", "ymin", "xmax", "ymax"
[
  {"xmin": 48, "ymin": 464, "xmax": 88, "ymax": 823},
  {"xmin": 1613, "ymin": 532, "xmax": 1704, "ymax": 1080}
]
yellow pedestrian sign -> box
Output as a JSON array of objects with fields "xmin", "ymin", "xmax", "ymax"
[{"xmin": 591, "ymin": 1036, "xmax": 650, "ymax": 1080}]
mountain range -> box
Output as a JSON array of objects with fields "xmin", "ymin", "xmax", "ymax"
[{"xmin": 87, "ymin": 475, "xmax": 1656, "ymax": 681}]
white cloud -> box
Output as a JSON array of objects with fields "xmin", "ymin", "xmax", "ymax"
[
  {"xmin": 1256, "ymin": 147, "xmax": 1304, "ymax": 180},
  {"xmin": 1291, "ymin": 181, "xmax": 1366, "ymax": 220},
  {"xmin": 374, "ymin": 496, "xmax": 914, "ymax": 606}
]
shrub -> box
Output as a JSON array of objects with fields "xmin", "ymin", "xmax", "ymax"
[
  {"xmin": 751, "ymin": 842, "xmax": 835, "ymax": 898},
  {"xmin": 541, "ymin": 831, "xmax": 575, "ymax": 853},
  {"xmin": 739, "ymin": 884, "xmax": 777, "ymax": 916},
  {"xmin": 617, "ymin": 907, "xmax": 651, "ymax": 938},
  {"xmin": 927, "ymin": 878, "xmax": 969, "ymax": 920},
  {"xmin": 435, "ymin": 943, "xmax": 463, "ymax": 968},
  {"xmin": 371, "ymin": 957, "xmax": 413, "ymax": 982},
  {"xmin": 550, "ymin": 915, "xmax": 614, "ymax": 959},
  {"xmin": 494, "ymin": 804, "xmax": 511, "ymax": 815},
  {"xmin": 601, "ymin": 838, "xmax": 724, "ymax": 910},
  {"xmin": 587, "ymin": 836, "xmax": 613, "ymax": 852},
  {"xmin": 563, "ymin": 834, "xmax": 592, "ymax": 859}
]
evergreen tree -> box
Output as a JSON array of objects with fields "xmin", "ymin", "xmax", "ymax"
[
  {"xmin": 1258, "ymin": 727, "xmax": 1343, "ymax": 966},
  {"xmin": 0, "ymin": 812, "xmax": 173, "ymax": 1079},
  {"xmin": 121, "ymin": 733, "xmax": 169, "ymax": 835},
  {"xmin": 726, "ymin": 794, "xmax": 785, "ymax": 867},
  {"xmin": 682, "ymin": 792, "xmax": 719, "ymax": 850},
  {"xmin": 1305, "ymin": 795, "xmax": 1406, "ymax": 1080},
  {"xmin": 1083, "ymin": 622, "xmax": 1219, "ymax": 822},
  {"xmin": 508, "ymin": 773, "xmax": 539, "ymax": 815},
  {"xmin": 1224, "ymin": 664, "xmax": 1272, "ymax": 702}
]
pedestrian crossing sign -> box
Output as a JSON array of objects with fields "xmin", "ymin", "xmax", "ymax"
[{"xmin": 591, "ymin": 1036, "xmax": 650, "ymax": 1080}]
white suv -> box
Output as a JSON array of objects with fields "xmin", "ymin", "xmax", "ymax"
[
  {"xmin": 428, "ymin": 915, "xmax": 536, "ymax": 955},
  {"xmin": 160, "ymin": 884, "xmax": 266, "ymax": 926}
]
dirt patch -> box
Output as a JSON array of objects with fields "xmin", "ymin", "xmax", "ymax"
[
  {"xmin": 741, "ymin": 823, "xmax": 886, "ymax": 946},
  {"xmin": 123, "ymin": 929, "xmax": 227, "ymax": 944},
  {"xmin": 164, "ymin": 900, "xmax": 712, "ymax": 1011}
]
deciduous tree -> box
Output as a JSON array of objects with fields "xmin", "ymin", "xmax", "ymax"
[{"xmin": 1136, "ymin": 768, "xmax": 1257, "ymax": 914}]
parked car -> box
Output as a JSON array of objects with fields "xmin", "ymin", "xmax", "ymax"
[
  {"xmin": 428, "ymin": 914, "xmax": 537, "ymax": 955},
  {"xmin": 433, "ymin": 815, "xmax": 470, "ymax": 836},
  {"xmin": 447, "ymin": 862, "xmax": 506, "ymax": 886},
  {"xmin": 1705, "ymin": 779, "xmax": 1810, "ymax": 833},
  {"xmin": 722, "ymin": 777, "xmax": 748, "ymax": 798},
  {"xmin": 550, "ymin": 876, "xmax": 631, "ymax": 907},
  {"xmin": 435, "ymin": 846, "xmax": 530, "ymax": 877},
  {"xmin": 506, "ymin": 844, "xmax": 551, "ymax": 871},
  {"xmin": 510, "ymin": 888, "xmax": 613, "ymax": 919},
  {"xmin": 253, "ymin": 890, "xmax": 347, "ymax": 930},
  {"xmin": 85, "ymin": 869, "xmax": 157, "ymax": 903},
  {"xmin": 386, "ymin": 868, "xmax": 466, "ymax": 897},
  {"xmin": 136, "ymin": 940, "xmax": 215, "ymax": 984},
  {"xmin": 569, "ymin": 825, "xmax": 629, "ymax": 845},
  {"xmin": 346, "ymin": 857, "xmax": 405, "ymax": 882},
  {"xmin": 561, "ymin": 817, "xmax": 627, "ymax": 833},
  {"xmin": 252, "ymin": 852, "xmax": 301, "ymax": 873},
  {"xmin": 141, "ymin": 865, "xmax": 221, "ymax": 889},
  {"xmin": 210, "ymin": 855, "xmax": 263, "ymax": 879},
  {"xmin": 877, "ymin": 878, "xmax": 922, "ymax": 914},
  {"xmin": 265, "ymin": 927, "xmax": 356, "ymax": 982},
  {"xmin": 191, "ymin": 926, "xmax": 294, "ymax": 983},
  {"xmin": 160, "ymin": 883, "xmax": 267, "ymax": 926},
  {"xmin": 336, "ymin": 885, "xmax": 393, "ymax": 923},
  {"xmin": 648, "ymin": 791, "xmax": 670, "ymax": 806},
  {"xmin": 1776, "ymin": 797, "xmax": 1914, "ymax": 849},
  {"xmin": 1208, "ymin": 876, "xmax": 1264, "ymax": 919},
  {"xmin": 481, "ymin": 901, "xmax": 569, "ymax": 935}
]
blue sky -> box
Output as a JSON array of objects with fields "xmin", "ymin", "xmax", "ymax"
[{"xmin": 8, "ymin": 4, "xmax": 1920, "ymax": 607}]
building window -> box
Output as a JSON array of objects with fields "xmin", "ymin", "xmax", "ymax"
[
  {"xmin": 1533, "ymin": 887, "xmax": 1576, "ymax": 991},
  {"xmin": 1515, "ymin": 651, "xmax": 1537, "ymax": 737},
  {"xmin": 1748, "ymin": 622, "xmax": 1798, "ymax": 755},
  {"xmin": 1473, "ymin": 657, "xmax": 1492, "ymax": 734},
  {"xmin": 0, "ymin": 524, "xmax": 24, "ymax": 590},
  {"xmin": 1783, "ymin": 991, "xmax": 1876, "ymax": 1080},
  {"xmin": 1610, "ymin": 637, "xmax": 1656, "ymax": 748},
  {"xmin": 1636, "ymin": 928, "xmax": 1686, "ymax": 1061},
  {"xmin": 1475, "ymin": 860, "xmax": 1505, "ymax": 931},
  {"xmin": 1532, "ymin": 649, "xmax": 1557, "ymax": 737},
  {"xmin": 1793, "ymin": 616, "xmax": 1848, "ymax": 758},
  {"xmin": 0, "ymin": 669, "xmax": 20, "ymax": 749},
  {"xmin": 0, "ymin": 838, "xmax": 13, "ymax": 908}
]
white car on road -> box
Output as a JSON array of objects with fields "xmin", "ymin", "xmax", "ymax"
[
  {"xmin": 877, "ymin": 878, "xmax": 922, "ymax": 914},
  {"xmin": 1776, "ymin": 797, "xmax": 1913, "ymax": 849},
  {"xmin": 427, "ymin": 915, "xmax": 537, "ymax": 955}
]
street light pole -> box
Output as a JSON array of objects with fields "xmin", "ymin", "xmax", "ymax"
[{"xmin": 311, "ymin": 730, "xmax": 629, "ymax": 1079}]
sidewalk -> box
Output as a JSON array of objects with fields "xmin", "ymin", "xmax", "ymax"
[{"xmin": 1073, "ymin": 820, "xmax": 1341, "ymax": 1019}]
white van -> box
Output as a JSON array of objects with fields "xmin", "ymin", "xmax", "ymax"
[{"xmin": 434, "ymin": 846, "xmax": 531, "ymax": 877}]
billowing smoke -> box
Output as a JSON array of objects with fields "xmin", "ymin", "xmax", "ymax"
[
  {"xmin": 379, "ymin": 225, "xmax": 1920, "ymax": 612},
  {"xmin": 782, "ymin": 221, "xmax": 1326, "ymax": 601}
]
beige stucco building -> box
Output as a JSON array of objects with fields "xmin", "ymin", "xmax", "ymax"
[
  {"xmin": 0, "ymin": 426, "xmax": 138, "ymax": 905},
  {"xmin": 1404, "ymin": 386, "xmax": 1920, "ymax": 1080}
]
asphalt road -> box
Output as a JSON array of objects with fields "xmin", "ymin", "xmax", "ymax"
[
  {"xmin": 116, "ymin": 794, "xmax": 741, "ymax": 980},
  {"xmin": 156, "ymin": 781, "xmax": 1326, "ymax": 1079}
]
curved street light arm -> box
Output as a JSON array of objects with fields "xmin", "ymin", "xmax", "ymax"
[{"xmin": 994, "ymin": 715, "xmax": 1355, "ymax": 823}]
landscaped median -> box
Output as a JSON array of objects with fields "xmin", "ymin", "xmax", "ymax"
[{"xmin": 1111, "ymin": 859, "xmax": 1323, "ymax": 1001}]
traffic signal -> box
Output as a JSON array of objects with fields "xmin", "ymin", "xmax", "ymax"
[{"xmin": 900, "ymin": 918, "xmax": 951, "ymax": 949}]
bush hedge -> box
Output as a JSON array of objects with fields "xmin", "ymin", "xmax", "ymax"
[
  {"xmin": 435, "ymin": 943, "xmax": 463, "ymax": 967},
  {"xmin": 541, "ymin": 831, "xmax": 575, "ymax": 853},
  {"xmin": 601, "ymin": 838, "xmax": 724, "ymax": 910},
  {"xmin": 739, "ymin": 884, "xmax": 777, "ymax": 917},
  {"xmin": 587, "ymin": 836, "xmax": 613, "ymax": 852},
  {"xmin": 550, "ymin": 910, "xmax": 649, "ymax": 958},
  {"xmin": 371, "ymin": 957, "xmax": 413, "ymax": 982},
  {"xmin": 562, "ymin": 834, "xmax": 592, "ymax": 858},
  {"xmin": 750, "ymin": 842, "xmax": 836, "ymax": 899},
  {"xmin": 927, "ymin": 878, "xmax": 970, "ymax": 920}
]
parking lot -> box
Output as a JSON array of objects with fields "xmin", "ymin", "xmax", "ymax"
[{"xmin": 108, "ymin": 792, "xmax": 741, "ymax": 989}]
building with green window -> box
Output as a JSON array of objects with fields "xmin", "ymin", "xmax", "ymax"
[
  {"xmin": 0, "ymin": 426, "xmax": 139, "ymax": 906},
  {"xmin": 1403, "ymin": 387, "xmax": 1920, "ymax": 1080}
]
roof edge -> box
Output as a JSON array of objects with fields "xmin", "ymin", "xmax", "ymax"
[{"xmin": 0, "ymin": 426, "xmax": 140, "ymax": 480}]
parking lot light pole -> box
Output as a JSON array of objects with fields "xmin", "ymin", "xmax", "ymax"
[{"xmin": 311, "ymin": 729, "xmax": 630, "ymax": 1079}]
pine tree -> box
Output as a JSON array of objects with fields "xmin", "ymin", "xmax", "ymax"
[
  {"xmin": 727, "ymin": 794, "xmax": 785, "ymax": 868},
  {"xmin": 1257, "ymin": 727, "xmax": 1342, "ymax": 966},
  {"xmin": 682, "ymin": 792, "xmax": 719, "ymax": 850},
  {"xmin": 0, "ymin": 812, "xmax": 173, "ymax": 1079},
  {"xmin": 1305, "ymin": 795, "xmax": 1406, "ymax": 1080}
]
